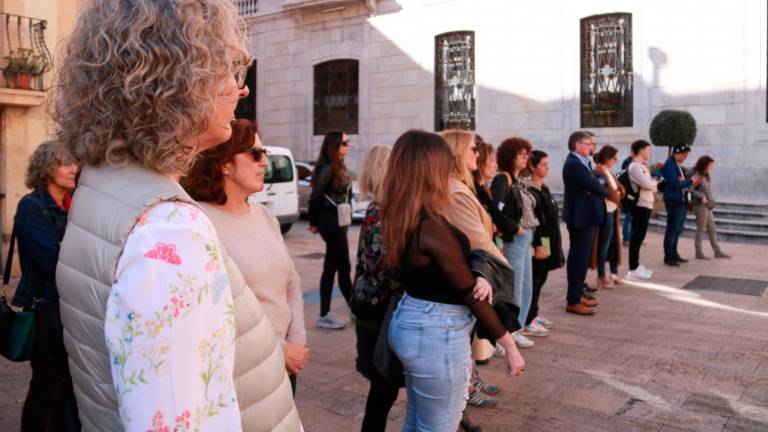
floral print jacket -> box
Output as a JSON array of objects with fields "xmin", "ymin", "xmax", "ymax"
[
  {"xmin": 105, "ymin": 201, "xmax": 241, "ymax": 432},
  {"xmin": 351, "ymin": 203, "xmax": 401, "ymax": 323}
]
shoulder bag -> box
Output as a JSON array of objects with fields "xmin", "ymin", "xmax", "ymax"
[
  {"xmin": 0, "ymin": 226, "xmax": 37, "ymax": 362},
  {"xmin": 325, "ymin": 185, "xmax": 352, "ymax": 227}
]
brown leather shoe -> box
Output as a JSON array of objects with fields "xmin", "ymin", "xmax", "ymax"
[
  {"xmin": 581, "ymin": 296, "xmax": 598, "ymax": 307},
  {"xmin": 566, "ymin": 303, "xmax": 596, "ymax": 315}
]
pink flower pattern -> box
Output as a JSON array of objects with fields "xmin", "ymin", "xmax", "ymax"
[{"xmin": 144, "ymin": 243, "xmax": 182, "ymax": 265}]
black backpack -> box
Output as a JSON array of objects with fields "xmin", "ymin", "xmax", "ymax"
[{"xmin": 618, "ymin": 166, "xmax": 639, "ymax": 211}]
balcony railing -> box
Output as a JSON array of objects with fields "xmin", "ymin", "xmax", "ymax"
[
  {"xmin": 0, "ymin": 13, "xmax": 52, "ymax": 92},
  {"xmin": 236, "ymin": 0, "xmax": 259, "ymax": 17}
]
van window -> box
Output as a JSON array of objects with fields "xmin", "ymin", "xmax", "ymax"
[{"xmin": 265, "ymin": 155, "xmax": 294, "ymax": 183}]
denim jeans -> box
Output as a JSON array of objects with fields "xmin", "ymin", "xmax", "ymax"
[
  {"xmin": 388, "ymin": 294, "xmax": 475, "ymax": 432},
  {"xmin": 664, "ymin": 202, "xmax": 688, "ymax": 260},
  {"xmin": 622, "ymin": 211, "xmax": 632, "ymax": 242},
  {"xmin": 504, "ymin": 229, "xmax": 534, "ymax": 327},
  {"xmin": 596, "ymin": 211, "xmax": 618, "ymax": 277}
]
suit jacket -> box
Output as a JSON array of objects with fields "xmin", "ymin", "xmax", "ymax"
[
  {"xmin": 661, "ymin": 157, "xmax": 693, "ymax": 204},
  {"xmin": 561, "ymin": 152, "xmax": 608, "ymax": 229}
]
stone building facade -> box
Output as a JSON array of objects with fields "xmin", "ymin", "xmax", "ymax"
[
  {"xmin": 1, "ymin": 0, "xmax": 85, "ymax": 253},
  {"xmin": 241, "ymin": 0, "xmax": 768, "ymax": 201}
]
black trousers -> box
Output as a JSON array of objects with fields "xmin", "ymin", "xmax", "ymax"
[
  {"xmin": 355, "ymin": 324, "xmax": 402, "ymax": 432},
  {"xmin": 21, "ymin": 307, "xmax": 81, "ymax": 432},
  {"xmin": 629, "ymin": 206, "xmax": 652, "ymax": 271},
  {"xmin": 317, "ymin": 212, "xmax": 352, "ymax": 316},
  {"xmin": 528, "ymin": 259, "xmax": 550, "ymax": 325},
  {"xmin": 566, "ymin": 225, "xmax": 597, "ymax": 305}
]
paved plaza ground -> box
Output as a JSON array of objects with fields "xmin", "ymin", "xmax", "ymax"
[{"xmin": 1, "ymin": 220, "xmax": 766, "ymax": 431}]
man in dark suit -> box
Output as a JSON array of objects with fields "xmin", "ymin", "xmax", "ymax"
[{"xmin": 562, "ymin": 131, "xmax": 608, "ymax": 315}]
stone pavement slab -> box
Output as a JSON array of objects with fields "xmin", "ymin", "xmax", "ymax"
[{"xmin": 1, "ymin": 220, "xmax": 766, "ymax": 431}]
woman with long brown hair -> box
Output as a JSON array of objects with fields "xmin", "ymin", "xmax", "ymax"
[
  {"xmin": 691, "ymin": 155, "xmax": 730, "ymax": 259},
  {"xmin": 383, "ymin": 130, "xmax": 524, "ymax": 432},
  {"xmin": 309, "ymin": 130, "xmax": 353, "ymax": 329}
]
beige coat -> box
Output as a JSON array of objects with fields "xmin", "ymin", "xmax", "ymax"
[
  {"xmin": 56, "ymin": 162, "xmax": 301, "ymax": 432},
  {"xmin": 446, "ymin": 178, "xmax": 507, "ymax": 263}
]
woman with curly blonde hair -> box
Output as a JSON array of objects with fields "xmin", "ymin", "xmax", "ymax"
[{"xmin": 52, "ymin": 1, "xmax": 301, "ymax": 431}]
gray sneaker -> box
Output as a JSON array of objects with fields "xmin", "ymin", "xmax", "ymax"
[{"xmin": 315, "ymin": 314, "xmax": 346, "ymax": 330}]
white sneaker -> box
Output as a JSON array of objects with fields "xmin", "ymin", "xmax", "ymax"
[
  {"xmin": 637, "ymin": 264, "xmax": 653, "ymax": 277},
  {"xmin": 315, "ymin": 314, "xmax": 346, "ymax": 330},
  {"xmin": 493, "ymin": 344, "xmax": 506, "ymax": 357},
  {"xmin": 512, "ymin": 331, "xmax": 535, "ymax": 348},
  {"xmin": 626, "ymin": 268, "xmax": 651, "ymax": 281}
]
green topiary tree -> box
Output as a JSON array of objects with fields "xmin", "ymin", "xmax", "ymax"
[{"xmin": 649, "ymin": 109, "xmax": 697, "ymax": 156}]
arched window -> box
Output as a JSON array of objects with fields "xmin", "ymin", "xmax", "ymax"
[
  {"xmin": 435, "ymin": 31, "xmax": 475, "ymax": 131},
  {"xmin": 580, "ymin": 13, "xmax": 633, "ymax": 127},
  {"xmin": 314, "ymin": 59, "xmax": 359, "ymax": 135}
]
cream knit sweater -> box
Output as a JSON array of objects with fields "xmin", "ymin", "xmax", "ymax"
[{"xmin": 201, "ymin": 202, "xmax": 307, "ymax": 345}]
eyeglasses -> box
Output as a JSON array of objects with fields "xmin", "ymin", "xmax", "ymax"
[
  {"xmin": 233, "ymin": 58, "xmax": 254, "ymax": 90},
  {"xmin": 240, "ymin": 147, "xmax": 269, "ymax": 162},
  {"xmin": 341, "ymin": 140, "xmax": 350, "ymax": 147}
]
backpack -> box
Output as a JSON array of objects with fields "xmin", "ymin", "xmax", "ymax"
[{"xmin": 618, "ymin": 165, "xmax": 639, "ymax": 211}]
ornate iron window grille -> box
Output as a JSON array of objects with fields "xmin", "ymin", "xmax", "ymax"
[
  {"xmin": 435, "ymin": 31, "xmax": 475, "ymax": 131},
  {"xmin": 236, "ymin": 0, "xmax": 259, "ymax": 17},
  {"xmin": 313, "ymin": 59, "xmax": 359, "ymax": 135},
  {"xmin": 1, "ymin": 13, "xmax": 53, "ymax": 91},
  {"xmin": 580, "ymin": 13, "xmax": 633, "ymax": 127}
]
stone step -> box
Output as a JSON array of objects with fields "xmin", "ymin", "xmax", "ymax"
[
  {"xmin": 652, "ymin": 213, "xmax": 768, "ymax": 233},
  {"xmin": 549, "ymin": 191, "xmax": 768, "ymax": 244},
  {"xmin": 647, "ymin": 218, "xmax": 768, "ymax": 244}
]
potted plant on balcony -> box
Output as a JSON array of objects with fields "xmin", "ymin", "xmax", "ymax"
[{"xmin": 4, "ymin": 48, "xmax": 42, "ymax": 90}]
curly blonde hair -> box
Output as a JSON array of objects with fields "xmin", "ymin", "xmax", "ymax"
[
  {"xmin": 25, "ymin": 141, "xmax": 76, "ymax": 190},
  {"xmin": 49, "ymin": 0, "xmax": 249, "ymax": 175}
]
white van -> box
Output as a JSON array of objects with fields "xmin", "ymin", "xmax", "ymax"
[{"xmin": 249, "ymin": 146, "xmax": 300, "ymax": 233}]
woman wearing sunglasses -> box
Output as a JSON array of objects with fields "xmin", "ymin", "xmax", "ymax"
[
  {"xmin": 309, "ymin": 131, "xmax": 353, "ymax": 330},
  {"xmin": 182, "ymin": 119, "xmax": 310, "ymax": 394}
]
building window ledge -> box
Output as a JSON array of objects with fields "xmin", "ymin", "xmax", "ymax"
[
  {"xmin": 283, "ymin": 0, "xmax": 374, "ymax": 13},
  {"xmin": 0, "ymin": 87, "xmax": 45, "ymax": 107}
]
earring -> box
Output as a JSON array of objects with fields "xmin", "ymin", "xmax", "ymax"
[{"xmin": 223, "ymin": 170, "xmax": 230, "ymax": 176}]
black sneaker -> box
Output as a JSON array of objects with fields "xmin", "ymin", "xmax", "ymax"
[
  {"xmin": 664, "ymin": 259, "xmax": 680, "ymax": 267},
  {"xmin": 675, "ymin": 257, "xmax": 689, "ymax": 263}
]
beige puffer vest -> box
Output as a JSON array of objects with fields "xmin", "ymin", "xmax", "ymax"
[{"xmin": 56, "ymin": 163, "xmax": 301, "ymax": 431}]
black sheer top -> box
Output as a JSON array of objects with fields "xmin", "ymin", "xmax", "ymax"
[{"xmin": 399, "ymin": 213, "xmax": 507, "ymax": 339}]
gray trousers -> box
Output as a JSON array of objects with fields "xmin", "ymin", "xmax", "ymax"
[{"xmin": 694, "ymin": 205, "xmax": 722, "ymax": 255}]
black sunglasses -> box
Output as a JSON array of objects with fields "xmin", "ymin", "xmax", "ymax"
[
  {"xmin": 341, "ymin": 140, "xmax": 350, "ymax": 147},
  {"xmin": 240, "ymin": 147, "xmax": 269, "ymax": 162},
  {"xmin": 469, "ymin": 146, "xmax": 479, "ymax": 155},
  {"xmin": 233, "ymin": 58, "xmax": 255, "ymax": 90}
]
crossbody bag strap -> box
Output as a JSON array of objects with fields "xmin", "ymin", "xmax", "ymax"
[{"xmin": 3, "ymin": 225, "xmax": 16, "ymax": 287}]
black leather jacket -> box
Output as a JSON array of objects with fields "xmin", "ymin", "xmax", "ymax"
[
  {"xmin": 490, "ymin": 173, "xmax": 524, "ymax": 241},
  {"xmin": 308, "ymin": 162, "xmax": 351, "ymax": 226}
]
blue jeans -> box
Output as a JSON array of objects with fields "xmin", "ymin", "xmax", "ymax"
[
  {"xmin": 597, "ymin": 211, "xmax": 618, "ymax": 277},
  {"xmin": 664, "ymin": 202, "xmax": 687, "ymax": 260},
  {"xmin": 503, "ymin": 229, "xmax": 534, "ymax": 327},
  {"xmin": 622, "ymin": 211, "xmax": 632, "ymax": 242},
  {"xmin": 389, "ymin": 294, "xmax": 475, "ymax": 432}
]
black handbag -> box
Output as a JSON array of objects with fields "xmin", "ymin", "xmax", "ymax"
[{"xmin": 0, "ymin": 226, "xmax": 37, "ymax": 362}]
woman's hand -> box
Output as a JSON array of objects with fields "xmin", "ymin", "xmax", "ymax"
[
  {"xmin": 517, "ymin": 227, "xmax": 525, "ymax": 236},
  {"xmin": 284, "ymin": 342, "xmax": 310, "ymax": 375},
  {"xmin": 534, "ymin": 245, "xmax": 549, "ymax": 260},
  {"xmin": 308, "ymin": 225, "xmax": 319, "ymax": 234},
  {"xmin": 472, "ymin": 277, "xmax": 493, "ymax": 304},
  {"xmin": 702, "ymin": 196, "xmax": 709, "ymax": 206},
  {"xmin": 498, "ymin": 334, "xmax": 525, "ymax": 377}
]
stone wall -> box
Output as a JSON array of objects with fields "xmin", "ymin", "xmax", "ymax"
[{"xmin": 245, "ymin": 0, "xmax": 768, "ymax": 201}]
